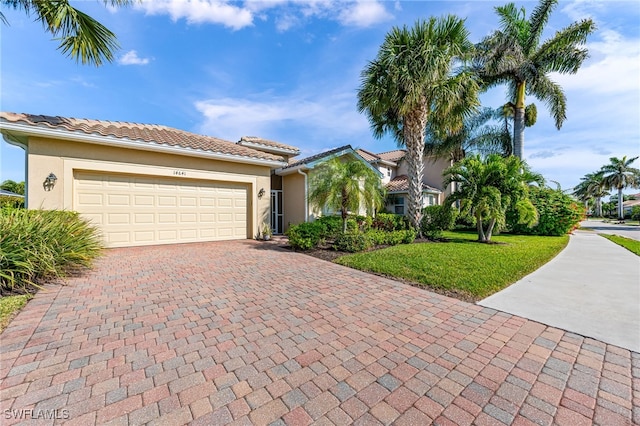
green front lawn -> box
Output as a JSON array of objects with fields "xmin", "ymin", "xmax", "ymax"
[
  {"xmin": 335, "ymin": 231, "xmax": 569, "ymax": 301},
  {"xmin": 600, "ymin": 234, "xmax": 640, "ymax": 256}
]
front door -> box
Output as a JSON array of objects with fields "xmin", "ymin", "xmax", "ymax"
[{"xmin": 270, "ymin": 190, "xmax": 284, "ymax": 234}]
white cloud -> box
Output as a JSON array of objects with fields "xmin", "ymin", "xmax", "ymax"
[
  {"xmin": 551, "ymin": 29, "xmax": 640, "ymax": 95},
  {"xmin": 136, "ymin": 0, "xmax": 254, "ymax": 30},
  {"xmin": 118, "ymin": 50, "xmax": 151, "ymax": 66},
  {"xmin": 194, "ymin": 91, "xmax": 369, "ymax": 144},
  {"xmin": 134, "ymin": 0, "xmax": 391, "ymax": 31},
  {"xmin": 338, "ymin": 0, "xmax": 392, "ymax": 27}
]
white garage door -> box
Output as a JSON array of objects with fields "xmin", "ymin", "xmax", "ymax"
[{"xmin": 74, "ymin": 171, "xmax": 249, "ymax": 247}]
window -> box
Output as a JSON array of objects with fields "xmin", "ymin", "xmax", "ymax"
[
  {"xmin": 387, "ymin": 195, "xmax": 404, "ymax": 215},
  {"xmin": 387, "ymin": 168, "xmax": 391, "ymax": 177}
]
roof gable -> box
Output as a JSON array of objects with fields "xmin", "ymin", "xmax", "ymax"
[{"xmin": 277, "ymin": 145, "xmax": 382, "ymax": 177}]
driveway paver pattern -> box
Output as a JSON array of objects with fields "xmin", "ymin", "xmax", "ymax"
[{"xmin": 1, "ymin": 240, "xmax": 638, "ymax": 425}]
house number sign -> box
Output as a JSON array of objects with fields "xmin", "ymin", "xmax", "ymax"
[{"xmin": 173, "ymin": 170, "xmax": 187, "ymax": 176}]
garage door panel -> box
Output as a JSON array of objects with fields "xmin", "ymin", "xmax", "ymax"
[
  {"xmin": 134, "ymin": 213, "xmax": 154, "ymax": 224},
  {"xmin": 134, "ymin": 195, "xmax": 154, "ymax": 206},
  {"xmin": 74, "ymin": 171, "xmax": 249, "ymax": 247},
  {"xmin": 107, "ymin": 194, "xmax": 130, "ymax": 206},
  {"xmin": 77, "ymin": 193, "xmax": 103, "ymax": 206},
  {"xmin": 158, "ymin": 213, "xmax": 177, "ymax": 223}
]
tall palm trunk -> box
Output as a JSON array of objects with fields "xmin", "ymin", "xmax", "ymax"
[
  {"xmin": 404, "ymin": 109, "xmax": 427, "ymax": 232},
  {"xmin": 595, "ymin": 197, "xmax": 602, "ymax": 217},
  {"xmin": 513, "ymin": 81, "xmax": 526, "ymax": 159},
  {"xmin": 617, "ymin": 187, "xmax": 624, "ymax": 220}
]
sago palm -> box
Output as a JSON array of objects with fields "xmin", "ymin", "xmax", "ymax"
[
  {"xmin": 1, "ymin": 0, "xmax": 134, "ymax": 66},
  {"xmin": 308, "ymin": 158, "xmax": 385, "ymax": 233},
  {"xmin": 600, "ymin": 156, "xmax": 640, "ymax": 220},
  {"xmin": 357, "ymin": 16, "xmax": 479, "ymax": 232},
  {"xmin": 474, "ymin": 0, "xmax": 595, "ymax": 159}
]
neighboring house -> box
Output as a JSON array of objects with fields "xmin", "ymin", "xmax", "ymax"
[
  {"xmin": 0, "ymin": 112, "xmax": 291, "ymax": 248},
  {"xmin": 0, "ymin": 189, "xmax": 24, "ymax": 198},
  {"xmin": 623, "ymin": 198, "xmax": 640, "ymax": 216},
  {"xmin": 273, "ymin": 145, "xmax": 381, "ymax": 233},
  {"xmin": 357, "ymin": 148, "xmax": 451, "ymax": 215}
]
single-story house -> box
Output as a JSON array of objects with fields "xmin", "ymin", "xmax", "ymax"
[
  {"xmin": 1, "ymin": 112, "xmax": 453, "ymax": 246},
  {"xmin": 0, "ymin": 112, "xmax": 297, "ymax": 247}
]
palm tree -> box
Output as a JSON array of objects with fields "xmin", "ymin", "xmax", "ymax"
[
  {"xmin": 308, "ymin": 158, "xmax": 385, "ymax": 233},
  {"xmin": 1, "ymin": 0, "xmax": 133, "ymax": 66},
  {"xmin": 444, "ymin": 154, "xmax": 539, "ymax": 242},
  {"xmin": 573, "ymin": 172, "xmax": 608, "ymax": 217},
  {"xmin": 474, "ymin": 0, "xmax": 595, "ymax": 159},
  {"xmin": 357, "ymin": 16, "xmax": 479, "ymax": 232},
  {"xmin": 424, "ymin": 107, "xmax": 511, "ymax": 162},
  {"xmin": 600, "ymin": 156, "xmax": 640, "ymax": 220}
]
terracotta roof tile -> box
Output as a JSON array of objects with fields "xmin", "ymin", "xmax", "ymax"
[
  {"xmin": 355, "ymin": 149, "xmax": 380, "ymax": 162},
  {"xmin": 377, "ymin": 149, "xmax": 406, "ymax": 162},
  {"xmin": 385, "ymin": 175, "xmax": 440, "ymax": 193},
  {"xmin": 238, "ymin": 136, "xmax": 299, "ymax": 153},
  {"xmin": 0, "ymin": 112, "xmax": 285, "ymax": 163}
]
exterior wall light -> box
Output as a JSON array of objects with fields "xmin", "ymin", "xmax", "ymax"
[
  {"xmin": 43, "ymin": 173, "xmax": 57, "ymax": 191},
  {"xmin": 258, "ymin": 188, "xmax": 265, "ymax": 199}
]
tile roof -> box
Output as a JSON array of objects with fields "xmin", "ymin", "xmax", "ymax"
[
  {"xmin": 377, "ymin": 149, "xmax": 406, "ymax": 162},
  {"xmin": 280, "ymin": 145, "xmax": 353, "ymax": 170},
  {"xmin": 237, "ymin": 136, "xmax": 299, "ymax": 153},
  {"xmin": 355, "ymin": 149, "xmax": 380, "ymax": 162},
  {"xmin": 385, "ymin": 175, "xmax": 441, "ymax": 193},
  {"xmin": 0, "ymin": 112, "xmax": 285, "ymax": 163}
]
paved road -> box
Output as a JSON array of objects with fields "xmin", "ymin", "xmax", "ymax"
[
  {"xmin": 1, "ymin": 241, "xmax": 637, "ymax": 425},
  {"xmin": 480, "ymin": 230, "xmax": 640, "ymax": 352},
  {"xmin": 581, "ymin": 219, "xmax": 640, "ymax": 241}
]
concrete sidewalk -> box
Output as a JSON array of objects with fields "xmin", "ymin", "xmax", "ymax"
[
  {"xmin": 480, "ymin": 230, "xmax": 640, "ymax": 352},
  {"xmin": 581, "ymin": 219, "xmax": 640, "ymax": 241}
]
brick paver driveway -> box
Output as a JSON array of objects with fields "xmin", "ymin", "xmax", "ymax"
[{"xmin": 1, "ymin": 241, "xmax": 637, "ymax": 425}]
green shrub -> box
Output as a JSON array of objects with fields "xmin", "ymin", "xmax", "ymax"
[
  {"xmin": 508, "ymin": 187, "xmax": 585, "ymax": 236},
  {"xmin": 314, "ymin": 216, "xmax": 342, "ymax": 238},
  {"xmin": 367, "ymin": 229, "xmax": 388, "ymax": 246},
  {"xmin": 0, "ymin": 209, "xmax": 102, "ymax": 292},
  {"xmin": 286, "ymin": 221, "xmax": 326, "ymax": 250},
  {"xmin": 333, "ymin": 232, "xmax": 371, "ymax": 253},
  {"xmin": 0, "ymin": 195, "xmax": 24, "ymax": 209},
  {"xmin": 631, "ymin": 206, "xmax": 640, "ymax": 221},
  {"xmin": 372, "ymin": 213, "xmax": 409, "ymax": 231},
  {"xmin": 420, "ymin": 205, "xmax": 458, "ymax": 239},
  {"xmin": 400, "ymin": 229, "xmax": 417, "ymax": 244},
  {"xmin": 454, "ymin": 211, "xmax": 476, "ymax": 230}
]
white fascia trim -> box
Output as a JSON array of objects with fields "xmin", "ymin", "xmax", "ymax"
[
  {"xmin": 0, "ymin": 122, "xmax": 288, "ymax": 168},
  {"xmin": 274, "ymin": 164, "xmax": 309, "ymax": 176},
  {"xmin": 238, "ymin": 140, "xmax": 300, "ymax": 156}
]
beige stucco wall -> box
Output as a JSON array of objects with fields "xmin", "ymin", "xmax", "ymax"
[
  {"xmin": 25, "ymin": 136, "xmax": 273, "ymax": 238},
  {"xmin": 393, "ymin": 155, "xmax": 452, "ymax": 204},
  {"xmin": 282, "ymin": 172, "xmax": 307, "ymax": 231}
]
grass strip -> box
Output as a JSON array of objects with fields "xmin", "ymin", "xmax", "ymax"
[
  {"xmin": 335, "ymin": 231, "xmax": 568, "ymax": 301},
  {"xmin": 599, "ymin": 234, "xmax": 640, "ymax": 256},
  {"xmin": 0, "ymin": 295, "xmax": 30, "ymax": 332}
]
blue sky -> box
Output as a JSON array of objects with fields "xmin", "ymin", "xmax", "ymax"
[{"xmin": 1, "ymin": 0, "xmax": 639, "ymax": 193}]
